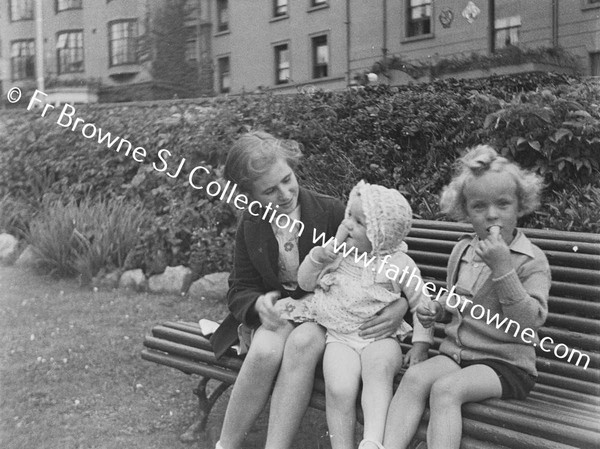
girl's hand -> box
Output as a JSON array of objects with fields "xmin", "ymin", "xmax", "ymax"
[
  {"xmin": 417, "ymin": 302, "xmax": 443, "ymax": 328},
  {"xmin": 255, "ymin": 291, "xmax": 287, "ymax": 331},
  {"xmin": 358, "ymin": 298, "xmax": 408, "ymax": 339},
  {"xmin": 476, "ymin": 227, "xmax": 513, "ymax": 278},
  {"xmin": 311, "ymin": 246, "xmax": 337, "ymax": 265},
  {"xmin": 334, "ymin": 222, "xmax": 350, "ymax": 248},
  {"xmin": 403, "ymin": 342, "xmax": 429, "ymax": 367}
]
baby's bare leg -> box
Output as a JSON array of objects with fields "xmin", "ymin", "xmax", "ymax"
[
  {"xmin": 322, "ymin": 342, "xmax": 362, "ymax": 449},
  {"xmin": 359, "ymin": 338, "xmax": 402, "ymax": 448}
]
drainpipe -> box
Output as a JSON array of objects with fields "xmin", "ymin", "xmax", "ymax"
[
  {"xmin": 488, "ymin": 0, "xmax": 495, "ymax": 54},
  {"xmin": 382, "ymin": 0, "xmax": 388, "ymax": 66},
  {"xmin": 552, "ymin": 0, "xmax": 559, "ymax": 47},
  {"xmin": 35, "ymin": 0, "xmax": 44, "ymax": 91},
  {"xmin": 346, "ymin": 0, "xmax": 351, "ymax": 85}
]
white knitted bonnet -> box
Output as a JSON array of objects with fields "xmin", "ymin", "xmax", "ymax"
[{"xmin": 346, "ymin": 180, "xmax": 412, "ymax": 257}]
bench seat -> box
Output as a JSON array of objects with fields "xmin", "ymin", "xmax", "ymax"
[{"xmin": 141, "ymin": 220, "xmax": 600, "ymax": 448}]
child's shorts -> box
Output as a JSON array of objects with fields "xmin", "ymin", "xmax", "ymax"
[{"xmin": 441, "ymin": 354, "xmax": 536, "ymax": 400}]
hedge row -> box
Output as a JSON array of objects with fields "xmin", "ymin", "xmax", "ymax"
[{"xmin": 0, "ymin": 72, "xmax": 598, "ymax": 278}]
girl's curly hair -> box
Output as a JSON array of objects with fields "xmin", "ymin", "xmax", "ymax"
[{"xmin": 439, "ymin": 145, "xmax": 543, "ymax": 221}]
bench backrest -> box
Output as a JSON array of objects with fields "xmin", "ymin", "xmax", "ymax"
[{"xmin": 406, "ymin": 220, "xmax": 600, "ymax": 405}]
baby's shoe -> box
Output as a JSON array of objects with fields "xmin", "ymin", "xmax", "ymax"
[{"xmin": 358, "ymin": 439, "xmax": 386, "ymax": 449}]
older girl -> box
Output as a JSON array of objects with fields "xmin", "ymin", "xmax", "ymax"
[
  {"xmin": 210, "ymin": 131, "xmax": 409, "ymax": 449},
  {"xmin": 384, "ymin": 145, "xmax": 551, "ymax": 449}
]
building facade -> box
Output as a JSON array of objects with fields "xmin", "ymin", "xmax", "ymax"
[
  {"xmin": 210, "ymin": 0, "xmax": 600, "ymax": 95},
  {"xmin": 1, "ymin": 0, "xmax": 598, "ymax": 102},
  {"xmin": 0, "ymin": 0, "xmax": 212, "ymax": 103}
]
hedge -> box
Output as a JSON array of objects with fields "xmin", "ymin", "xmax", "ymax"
[{"xmin": 0, "ymin": 72, "xmax": 598, "ymax": 278}]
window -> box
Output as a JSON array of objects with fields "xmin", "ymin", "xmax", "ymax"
[
  {"xmin": 591, "ymin": 52, "xmax": 600, "ymax": 76},
  {"xmin": 311, "ymin": 0, "xmax": 327, "ymax": 6},
  {"xmin": 57, "ymin": 31, "xmax": 84, "ymax": 74},
  {"xmin": 274, "ymin": 44, "xmax": 290, "ymax": 84},
  {"xmin": 184, "ymin": 0, "xmax": 199, "ymax": 15},
  {"xmin": 494, "ymin": 16, "xmax": 521, "ymax": 49},
  {"xmin": 185, "ymin": 27, "xmax": 198, "ymax": 62},
  {"xmin": 406, "ymin": 0, "xmax": 432, "ymax": 37},
  {"xmin": 11, "ymin": 40, "xmax": 35, "ymax": 80},
  {"xmin": 10, "ymin": 0, "xmax": 34, "ymax": 21},
  {"xmin": 217, "ymin": 0, "xmax": 228, "ymax": 32},
  {"xmin": 274, "ymin": 0, "xmax": 288, "ymax": 17},
  {"xmin": 218, "ymin": 56, "xmax": 230, "ymax": 93},
  {"xmin": 56, "ymin": 0, "xmax": 82, "ymax": 12},
  {"xmin": 108, "ymin": 20, "xmax": 138, "ymax": 66},
  {"xmin": 311, "ymin": 35, "xmax": 328, "ymax": 79}
]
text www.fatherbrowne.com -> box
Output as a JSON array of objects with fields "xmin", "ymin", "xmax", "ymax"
[{"xmin": 311, "ymin": 229, "xmax": 591, "ymax": 370}]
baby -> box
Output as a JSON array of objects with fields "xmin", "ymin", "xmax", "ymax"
[{"xmin": 277, "ymin": 180, "xmax": 433, "ymax": 449}]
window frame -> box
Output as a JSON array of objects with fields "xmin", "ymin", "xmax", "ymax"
[
  {"xmin": 590, "ymin": 51, "xmax": 600, "ymax": 76},
  {"xmin": 9, "ymin": 0, "xmax": 34, "ymax": 22},
  {"xmin": 273, "ymin": 0, "xmax": 288, "ymax": 17},
  {"xmin": 274, "ymin": 42, "xmax": 290, "ymax": 85},
  {"xmin": 185, "ymin": 26, "xmax": 198, "ymax": 63},
  {"xmin": 216, "ymin": 0, "xmax": 229, "ymax": 33},
  {"xmin": 405, "ymin": 0, "xmax": 433, "ymax": 39},
  {"xmin": 10, "ymin": 39, "xmax": 35, "ymax": 81},
  {"xmin": 55, "ymin": 0, "xmax": 82, "ymax": 13},
  {"xmin": 311, "ymin": 34, "xmax": 329, "ymax": 79},
  {"xmin": 56, "ymin": 30, "xmax": 84, "ymax": 74},
  {"xmin": 217, "ymin": 55, "xmax": 231, "ymax": 93},
  {"xmin": 494, "ymin": 16, "xmax": 521, "ymax": 50},
  {"xmin": 108, "ymin": 19, "xmax": 138, "ymax": 67},
  {"xmin": 582, "ymin": 0, "xmax": 600, "ymax": 10}
]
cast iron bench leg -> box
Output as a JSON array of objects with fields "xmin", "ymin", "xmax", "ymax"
[{"xmin": 180, "ymin": 377, "xmax": 232, "ymax": 442}]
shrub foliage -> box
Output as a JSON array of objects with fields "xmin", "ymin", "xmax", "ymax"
[{"xmin": 0, "ymin": 72, "xmax": 597, "ymax": 278}]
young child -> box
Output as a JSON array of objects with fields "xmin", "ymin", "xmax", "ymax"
[
  {"xmin": 277, "ymin": 180, "xmax": 433, "ymax": 449},
  {"xmin": 383, "ymin": 145, "xmax": 552, "ymax": 449}
]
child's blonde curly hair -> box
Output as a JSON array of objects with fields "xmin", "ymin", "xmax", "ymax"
[{"xmin": 439, "ymin": 145, "xmax": 543, "ymax": 221}]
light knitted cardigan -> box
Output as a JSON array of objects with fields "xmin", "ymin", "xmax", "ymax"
[{"xmin": 438, "ymin": 231, "xmax": 551, "ymax": 376}]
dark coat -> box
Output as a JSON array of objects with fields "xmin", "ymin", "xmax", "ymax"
[{"xmin": 210, "ymin": 187, "xmax": 345, "ymax": 359}]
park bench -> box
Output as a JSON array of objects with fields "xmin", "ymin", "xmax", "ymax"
[{"xmin": 141, "ymin": 219, "xmax": 600, "ymax": 448}]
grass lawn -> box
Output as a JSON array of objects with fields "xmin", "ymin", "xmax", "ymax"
[
  {"xmin": 0, "ymin": 265, "xmax": 332, "ymax": 449},
  {"xmin": 0, "ymin": 265, "xmax": 226, "ymax": 449}
]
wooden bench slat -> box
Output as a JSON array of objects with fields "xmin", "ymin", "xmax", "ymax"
[
  {"xmin": 535, "ymin": 371, "xmax": 600, "ymax": 396},
  {"xmin": 538, "ymin": 327, "xmax": 600, "ymax": 352},
  {"xmin": 488, "ymin": 398, "xmax": 600, "ymax": 431},
  {"xmin": 535, "ymin": 356, "xmax": 600, "ymax": 384},
  {"xmin": 533, "ymin": 382, "xmax": 600, "ymax": 405},
  {"xmin": 411, "ymin": 219, "xmax": 600, "ymax": 245},
  {"xmin": 549, "ymin": 281, "xmax": 600, "ymax": 302},
  {"xmin": 428, "ymin": 411, "xmax": 584, "ymax": 449},
  {"xmin": 548, "ymin": 296, "xmax": 600, "ymax": 318},
  {"xmin": 525, "ymin": 395, "xmax": 600, "ymax": 419},
  {"xmin": 407, "ymin": 240, "xmax": 600, "ymax": 271},
  {"xmin": 528, "ymin": 389, "xmax": 600, "ymax": 412},
  {"xmin": 461, "ymin": 402, "xmax": 600, "ymax": 447},
  {"xmin": 141, "ymin": 349, "xmax": 237, "ymax": 384},
  {"xmin": 545, "ymin": 312, "xmax": 600, "ymax": 334}
]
